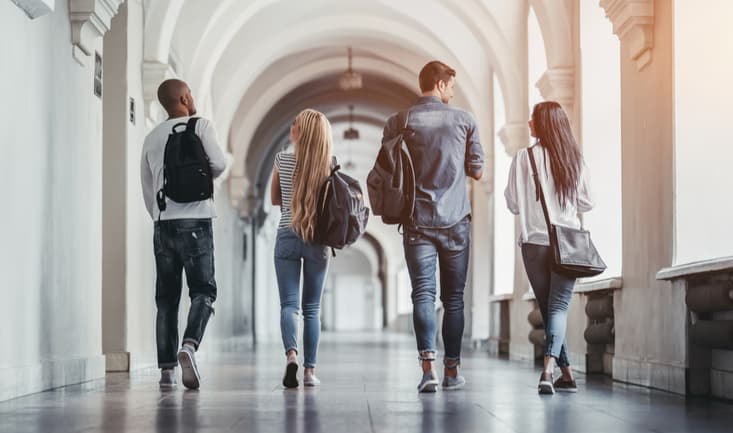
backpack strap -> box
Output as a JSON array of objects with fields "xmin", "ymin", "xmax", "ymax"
[{"xmin": 186, "ymin": 117, "xmax": 199, "ymax": 134}]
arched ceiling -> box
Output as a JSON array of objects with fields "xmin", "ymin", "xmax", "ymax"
[
  {"xmin": 142, "ymin": 0, "xmax": 577, "ymax": 215},
  {"xmin": 243, "ymin": 71, "xmax": 418, "ymax": 201}
]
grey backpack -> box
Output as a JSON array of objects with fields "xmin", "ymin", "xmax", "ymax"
[
  {"xmin": 366, "ymin": 111, "xmax": 415, "ymax": 225},
  {"xmin": 315, "ymin": 162, "xmax": 370, "ymax": 254}
]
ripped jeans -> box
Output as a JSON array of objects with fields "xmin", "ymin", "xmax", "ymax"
[
  {"xmin": 154, "ymin": 219, "xmax": 217, "ymax": 369},
  {"xmin": 521, "ymin": 243, "xmax": 576, "ymax": 367}
]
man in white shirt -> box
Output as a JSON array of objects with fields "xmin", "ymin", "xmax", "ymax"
[{"xmin": 140, "ymin": 79, "xmax": 228, "ymax": 390}]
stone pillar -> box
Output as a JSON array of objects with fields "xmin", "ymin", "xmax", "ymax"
[
  {"xmin": 498, "ymin": 122, "xmax": 529, "ymax": 157},
  {"xmin": 101, "ymin": 0, "xmax": 153, "ymax": 372},
  {"xmin": 101, "ymin": 1, "xmax": 129, "ymax": 372},
  {"xmin": 536, "ymin": 67, "xmax": 576, "ymax": 135},
  {"xmin": 142, "ymin": 61, "xmax": 176, "ymax": 126},
  {"xmin": 600, "ymin": 0, "xmax": 683, "ymax": 393},
  {"xmin": 600, "ymin": 0, "xmax": 654, "ymax": 71},
  {"xmin": 69, "ymin": 0, "xmax": 124, "ymax": 65},
  {"xmin": 467, "ymin": 73, "xmax": 494, "ymax": 345}
]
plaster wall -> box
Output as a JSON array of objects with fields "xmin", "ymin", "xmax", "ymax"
[
  {"xmin": 673, "ymin": 0, "xmax": 733, "ymax": 265},
  {"xmin": 0, "ymin": 0, "xmax": 106, "ymax": 400}
]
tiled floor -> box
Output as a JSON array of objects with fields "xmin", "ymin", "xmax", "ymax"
[{"xmin": 1, "ymin": 333, "xmax": 732, "ymax": 433}]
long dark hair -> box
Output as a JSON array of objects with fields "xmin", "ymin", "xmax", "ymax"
[{"xmin": 531, "ymin": 101, "xmax": 583, "ymax": 208}]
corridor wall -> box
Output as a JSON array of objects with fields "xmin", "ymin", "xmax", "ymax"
[
  {"xmin": 673, "ymin": 0, "xmax": 733, "ymax": 265},
  {"xmin": 0, "ymin": 0, "xmax": 106, "ymax": 400}
]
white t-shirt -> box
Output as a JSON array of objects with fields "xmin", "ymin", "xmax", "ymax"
[
  {"xmin": 140, "ymin": 116, "xmax": 229, "ymax": 221},
  {"xmin": 504, "ymin": 144, "xmax": 593, "ymax": 246}
]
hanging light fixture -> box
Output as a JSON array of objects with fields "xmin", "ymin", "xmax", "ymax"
[
  {"xmin": 343, "ymin": 105, "xmax": 360, "ymax": 140},
  {"xmin": 343, "ymin": 105, "xmax": 359, "ymax": 170},
  {"xmin": 338, "ymin": 47, "xmax": 362, "ymax": 91}
]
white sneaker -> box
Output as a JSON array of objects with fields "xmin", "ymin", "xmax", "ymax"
[
  {"xmin": 177, "ymin": 345, "xmax": 200, "ymax": 390},
  {"xmin": 303, "ymin": 374, "xmax": 321, "ymax": 387}
]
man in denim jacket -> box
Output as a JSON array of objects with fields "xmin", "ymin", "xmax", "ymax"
[{"xmin": 381, "ymin": 61, "xmax": 485, "ymax": 392}]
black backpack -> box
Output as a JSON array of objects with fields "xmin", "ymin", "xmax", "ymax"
[
  {"xmin": 315, "ymin": 162, "xmax": 370, "ymax": 254},
  {"xmin": 366, "ymin": 111, "xmax": 415, "ymax": 225},
  {"xmin": 156, "ymin": 117, "xmax": 213, "ymax": 212}
]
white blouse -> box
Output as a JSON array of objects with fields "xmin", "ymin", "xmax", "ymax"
[{"xmin": 504, "ymin": 144, "xmax": 594, "ymax": 246}]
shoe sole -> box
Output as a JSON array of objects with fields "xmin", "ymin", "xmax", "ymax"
[
  {"xmin": 158, "ymin": 383, "xmax": 177, "ymax": 389},
  {"xmin": 178, "ymin": 351, "xmax": 200, "ymax": 390},
  {"xmin": 538, "ymin": 381, "xmax": 555, "ymax": 395},
  {"xmin": 283, "ymin": 363, "xmax": 299, "ymax": 388},
  {"xmin": 418, "ymin": 380, "xmax": 439, "ymax": 393},
  {"xmin": 442, "ymin": 382, "xmax": 466, "ymax": 391},
  {"xmin": 556, "ymin": 388, "xmax": 578, "ymax": 393}
]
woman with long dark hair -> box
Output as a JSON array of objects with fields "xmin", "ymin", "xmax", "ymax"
[
  {"xmin": 505, "ymin": 101, "xmax": 593, "ymax": 394},
  {"xmin": 271, "ymin": 109, "xmax": 333, "ymax": 388}
]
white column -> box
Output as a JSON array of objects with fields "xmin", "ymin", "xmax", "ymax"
[
  {"xmin": 600, "ymin": 0, "xmax": 654, "ymax": 70},
  {"xmin": 69, "ymin": 0, "xmax": 124, "ymax": 65},
  {"xmin": 536, "ymin": 68, "xmax": 575, "ymax": 122},
  {"xmin": 142, "ymin": 61, "xmax": 176, "ymax": 125}
]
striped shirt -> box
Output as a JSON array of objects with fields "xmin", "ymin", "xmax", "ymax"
[{"xmin": 275, "ymin": 151, "xmax": 297, "ymax": 229}]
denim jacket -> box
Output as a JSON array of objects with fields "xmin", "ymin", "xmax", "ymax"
[{"xmin": 382, "ymin": 96, "xmax": 485, "ymax": 228}]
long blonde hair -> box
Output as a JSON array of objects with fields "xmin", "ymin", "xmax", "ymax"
[{"xmin": 291, "ymin": 109, "xmax": 333, "ymax": 242}]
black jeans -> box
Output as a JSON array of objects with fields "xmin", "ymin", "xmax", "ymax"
[
  {"xmin": 403, "ymin": 216, "xmax": 471, "ymax": 364},
  {"xmin": 154, "ymin": 219, "xmax": 217, "ymax": 369}
]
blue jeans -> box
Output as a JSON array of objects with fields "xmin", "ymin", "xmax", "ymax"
[
  {"xmin": 274, "ymin": 228, "xmax": 330, "ymax": 368},
  {"xmin": 403, "ymin": 216, "xmax": 471, "ymax": 364},
  {"xmin": 154, "ymin": 219, "xmax": 217, "ymax": 369},
  {"xmin": 521, "ymin": 243, "xmax": 576, "ymax": 368}
]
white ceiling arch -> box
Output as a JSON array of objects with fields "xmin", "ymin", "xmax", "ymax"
[
  {"xmin": 528, "ymin": 0, "xmax": 574, "ymax": 69},
  {"xmin": 208, "ymin": 13, "xmax": 487, "ymax": 137},
  {"xmin": 236, "ymin": 73, "xmax": 416, "ymax": 210},
  {"xmin": 141, "ymin": 0, "xmax": 565, "ymax": 148},
  {"xmin": 225, "ymin": 52, "xmax": 445, "ymax": 179},
  {"xmin": 143, "ymin": 0, "xmax": 184, "ymax": 62},
  {"xmin": 146, "ymin": 0, "xmax": 521, "ymax": 127}
]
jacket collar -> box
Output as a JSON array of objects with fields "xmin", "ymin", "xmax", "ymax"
[{"xmin": 415, "ymin": 95, "xmax": 444, "ymax": 105}]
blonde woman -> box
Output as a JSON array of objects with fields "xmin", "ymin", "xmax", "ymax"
[{"xmin": 271, "ymin": 109, "xmax": 333, "ymax": 388}]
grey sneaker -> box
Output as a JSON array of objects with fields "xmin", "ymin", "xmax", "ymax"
[
  {"xmin": 303, "ymin": 374, "xmax": 321, "ymax": 387},
  {"xmin": 159, "ymin": 369, "xmax": 177, "ymax": 388},
  {"xmin": 177, "ymin": 345, "xmax": 201, "ymax": 390},
  {"xmin": 442, "ymin": 374, "xmax": 466, "ymax": 390},
  {"xmin": 417, "ymin": 370, "xmax": 439, "ymax": 393}
]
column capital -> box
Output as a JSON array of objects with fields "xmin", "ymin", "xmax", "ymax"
[
  {"xmin": 498, "ymin": 122, "xmax": 530, "ymax": 157},
  {"xmin": 10, "ymin": 0, "xmax": 54, "ymax": 19},
  {"xmin": 142, "ymin": 61, "xmax": 177, "ymax": 124},
  {"xmin": 69, "ymin": 0, "xmax": 123, "ymax": 65},
  {"xmin": 600, "ymin": 0, "xmax": 654, "ymax": 71},
  {"xmin": 536, "ymin": 67, "xmax": 575, "ymax": 119}
]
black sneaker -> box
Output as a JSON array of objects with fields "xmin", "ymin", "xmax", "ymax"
[
  {"xmin": 553, "ymin": 377, "xmax": 578, "ymax": 393},
  {"xmin": 538, "ymin": 372, "xmax": 555, "ymax": 395},
  {"xmin": 282, "ymin": 360, "xmax": 299, "ymax": 389}
]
